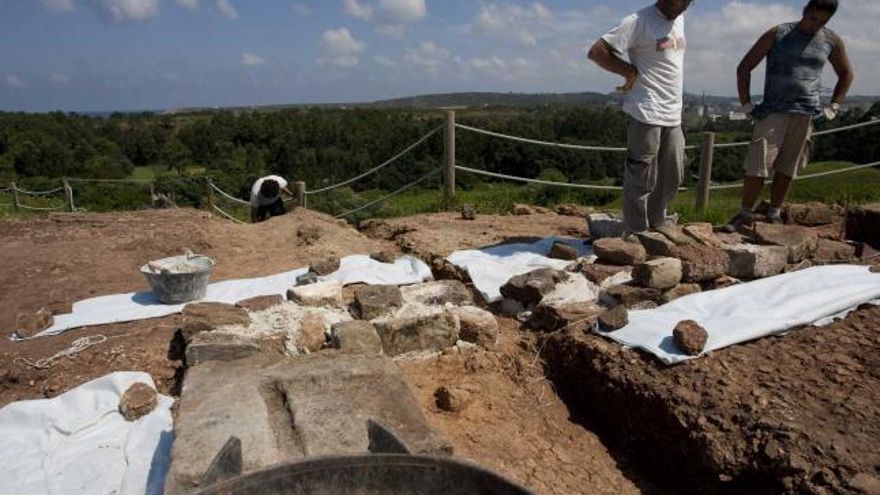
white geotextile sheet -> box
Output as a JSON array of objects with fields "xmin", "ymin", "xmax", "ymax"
[
  {"xmin": 598, "ymin": 265, "xmax": 880, "ymax": 365},
  {"xmin": 29, "ymin": 255, "xmax": 432, "ymax": 338},
  {"xmin": 0, "ymin": 372, "xmax": 173, "ymax": 495},
  {"xmin": 447, "ymin": 237, "xmax": 594, "ymax": 303}
]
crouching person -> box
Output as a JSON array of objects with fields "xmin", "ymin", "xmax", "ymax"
[{"xmin": 250, "ymin": 175, "xmax": 294, "ymax": 223}]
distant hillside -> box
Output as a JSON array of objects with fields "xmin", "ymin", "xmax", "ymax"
[{"xmin": 365, "ymin": 91, "xmax": 621, "ymax": 109}]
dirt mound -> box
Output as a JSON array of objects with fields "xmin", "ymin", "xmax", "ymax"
[
  {"xmin": 544, "ymin": 305, "xmax": 880, "ymax": 494},
  {"xmin": 0, "ymin": 208, "xmax": 387, "ymax": 331}
]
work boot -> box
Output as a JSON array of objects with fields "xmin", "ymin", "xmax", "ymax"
[{"xmin": 719, "ymin": 210, "xmax": 753, "ymax": 233}]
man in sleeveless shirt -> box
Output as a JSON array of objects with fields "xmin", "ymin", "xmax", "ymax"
[
  {"xmin": 723, "ymin": 0, "xmax": 854, "ymax": 231},
  {"xmin": 249, "ymin": 175, "xmax": 294, "ymax": 223},
  {"xmin": 588, "ymin": 0, "xmax": 692, "ymax": 237}
]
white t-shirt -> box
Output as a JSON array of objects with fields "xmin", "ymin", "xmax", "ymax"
[
  {"xmin": 601, "ymin": 6, "xmax": 686, "ymax": 127},
  {"xmin": 250, "ymin": 175, "xmax": 288, "ymax": 207}
]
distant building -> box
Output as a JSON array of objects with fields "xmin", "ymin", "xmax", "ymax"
[{"xmin": 728, "ymin": 111, "xmax": 748, "ymax": 121}]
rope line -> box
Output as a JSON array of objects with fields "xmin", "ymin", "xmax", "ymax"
[
  {"xmin": 212, "ymin": 204, "xmax": 248, "ymax": 224},
  {"xmin": 211, "ymin": 183, "xmax": 250, "ymax": 206},
  {"xmin": 708, "ymin": 161, "xmax": 880, "ymax": 190},
  {"xmin": 813, "ymin": 118, "xmax": 880, "ymax": 136},
  {"xmin": 455, "ymin": 165, "xmax": 625, "ymax": 191},
  {"xmin": 13, "ymin": 335, "xmax": 108, "ymax": 369},
  {"xmin": 13, "ymin": 185, "xmax": 64, "ymax": 196},
  {"xmin": 335, "ymin": 167, "xmax": 442, "ymax": 218},
  {"xmin": 455, "ymin": 123, "xmax": 627, "ymax": 152},
  {"xmin": 17, "ymin": 204, "xmax": 64, "ymax": 211},
  {"xmin": 307, "ymin": 126, "xmax": 443, "ymax": 195},
  {"xmin": 66, "ymin": 177, "xmax": 157, "ymax": 184}
]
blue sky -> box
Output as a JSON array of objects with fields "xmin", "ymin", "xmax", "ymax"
[{"xmin": 1, "ymin": 0, "xmax": 877, "ymax": 112}]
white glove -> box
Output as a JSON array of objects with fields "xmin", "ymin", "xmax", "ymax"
[
  {"xmin": 822, "ymin": 103, "xmax": 840, "ymax": 121},
  {"xmin": 741, "ymin": 102, "xmax": 755, "ymax": 116}
]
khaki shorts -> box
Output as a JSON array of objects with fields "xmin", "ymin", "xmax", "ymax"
[{"xmin": 744, "ymin": 113, "xmax": 813, "ymax": 178}]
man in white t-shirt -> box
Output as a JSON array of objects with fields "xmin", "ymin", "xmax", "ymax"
[
  {"xmin": 249, "ymin": 175, "xmax": 294, "ymax": 223},
  {"xmin": 588, "ymin": 0, "xmax": 692, "ymax": 235}
]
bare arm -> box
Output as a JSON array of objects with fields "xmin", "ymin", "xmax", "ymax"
[
  {"xmin": 737, "ymin": 27, "xmax": 778, "ymax": 106},
  {"xmin": 588, "ymin": 39, "xmax": 638, "ymax": 92},
  {"xmin": 828, "ymin": 33, "xmax": 854, "ymax": 106}
]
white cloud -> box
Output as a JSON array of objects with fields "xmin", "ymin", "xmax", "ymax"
[
  {"xmin": 343, "ymin": 0, "xmax": 372, "ymax": 21},
  {"xmin": 474, "ymin": 2, "xmax": 555, "ymax": 46},
  {"xmin": 293, "ymin": 4, "xmax": 313, "ymax": 16},
  {"xmin": 318, "ymin": 27, "xmax": 366, "ymax": 68},
  {"xmin": 377, "ymin": 0, "xmax": 425, "ymax": 24},
  {"xmin": 39, "ymin": 0, "xmax": 74, "ymax": 13},
  {"xmin": 403, "ymin": 41, "xmax": 450, "ymax": 73},
  {"xmin": 176, "ymin": 0, "xmax": 199, "ymax": 10},
  {"xmin": 241, "ymin": 53, "xmax": 265, "ymax": 66},
  {"xmin": 94, "ymin": 0, "xmax": 160, "ymax": 21},
  {"xmin": 215, "ymin": 0, "xmax": 238, "ymax": 20},
  {"xmin": 5, "ymin": 75, "xmax": 28, "ymax": 89},
  {"xmin": 50, "ymin": 73, "xmax": 72, "ymax": 84}
]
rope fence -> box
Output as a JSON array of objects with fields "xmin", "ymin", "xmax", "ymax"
[
  {"xmin": 335, "ymin": 167, "xmax": 442, "ymax": 219},
  {"xmin": 0, "ymin": 113, "xmax": 878, "ymax": 223},
  {"xmin": 307, "ymin": 125, "xmax": 442, "ymax": 195}
]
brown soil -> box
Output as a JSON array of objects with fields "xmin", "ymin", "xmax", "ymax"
[
  {"xmin": 544, "ymin": 306, "xmax": 880, "ymax": 495},
  {"xmin": 2, "ymin": 206, "xmax": 877, "ymax": 495}
]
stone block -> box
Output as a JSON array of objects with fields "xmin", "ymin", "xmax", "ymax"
[
  {"xmin": 660, "ymin": 283, "xmax": 702, "ymax": 304},
  {"xmin": 598, "ymin": 305, "xmax": 628, "ymax": 332},
  {"xmin": 498, "ymin": 298, "xmax": 525, "ymax": 317},
  {"xmin": 453, "ymin": 306, "xmax": 498, "ymax": 347},
  {"xmin": 785, "ymin": 202, "xmax": 843, "ymax": 226},
  {"xmin": 186, "ymin": 332, "xmax": 263, "ymax": 366},
  {"xmin": 593, "ymin": 237, "xmax": 647, "ymax": 266},
  {"xmin": 603, "ymin": 284, "xmax": 661, "ymax": 308},
  {"xmin": 635, "ymin": 231, "xmax": 679, "ymax": 257},
  {"xmin": 400, "ymin": 280, "xmax": 473, "ymax": 307},
  {"xmin": 165, "ymin": 354, "xmax": 451, "ymax": 495},
  {"xmin": 580, "ymin": 263, "xmax": 632, "ymax": 287},
  {"xmin": 297, "ymin": 311, "xmax": 327, "ymax": 353},
  {"xmin": 461, "ymin": 204, "xmax": 477, "ymax": 220},
  {"xmin": 434, "ymin": 386, "xmax": 475, "ymax": 413},
  {"xmin": 549, "ymin": 241, "xmax": 579, "ymax": 261},
  {"xmin": 653, "ymin": 224, "xmax": 696, "ymax": 246},
  {"xmin": 682, "ymin": 223, "xmax": 725, "ymax": 247},
  {"xmin": 813, "ymin": 239, "xmax": 857, "ymax": 262},
  {"xmin": 512, "ymin": 203, "xmax": 537, "ymax": 215},
  {"xmin": 287, "ymin": 280, "xmax": 343, "ymax": 308},
  {"xmin": 586, "ymin": 212, "xmax": 625, "ymax": 240},
  {"xmin": 673, "ymin": 320, "xmax": 708, "ymax": 355},
  {"xmin": 236, "ymin": 295, "xmax": 285, "ymax": 312},
  {"xmin": 331, "ymin": 320, "xmax": 383, "ymax": 355},
  {"xmin": 119, "ymin": 382, "xmax": 158, "ymax": 422},
  {"xmin": 429, "ymin": 256, "xmax": 471, "ymax": 283},
  {"xmin": 555, "ymin": 204, "xmax": 591, "ymax": 217},
  {"xmin": 354, "ymin": 285, "xmax": 403, "ymax": 320},
  {"xmin": 754, "ymin": 223, "xmax": 819, "ymax": 263},
  {"xmin": 181, "ymin": 302, "xmax": 251, "ymax": 341},
  {"xmin": 373, "ymin": 310, "xmax": 459, "ymax": 356},
  {"xmin": 369, "ymin": 250, "xmax": 397, "ymax": 263},
  {"xmin": 676, "ymin": 244, "xmax": 729, "ymax": 282},
  {"xmin": 15, "ymin": 308, "xmax": 54, "ymax": 339},
  {"xmin": 724, "ymin": 244, "xmax": 788, "ymax": 279},
  {"xmin": 309, "ymin": 256, "xmax": 340, "ymax": 276},
  {"xmin": 632, "ymin": 257, "xmax": 682, "ymax": 290},
  {"xmin": 530, "ymin": 302, "xmax": 603, "ymax": 332},
  {"xmin": 500, "ymin": 268, "xmax": 562, "ymax": 306},
  {"xmin": 295, "ymin": 272, "xmax": 318, "ymax": 286}
]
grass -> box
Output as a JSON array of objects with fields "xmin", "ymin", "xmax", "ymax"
[{"xmin": 327, "ymin": 160, "xmax": 880, "ymax": 225}]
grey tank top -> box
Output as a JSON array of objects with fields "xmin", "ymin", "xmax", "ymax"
[{"xmin": 754, "ymin": 23, "xmax": 835, "ymax": 119}]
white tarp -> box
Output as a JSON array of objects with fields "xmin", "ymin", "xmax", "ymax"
[
  {"xmin": 598, "ymin": 265, "xmax": 880, "ymax": 365},
  {"xmin": 0, "ymin": 372, "xmax": 173, "ymax": 495},
  {"xmin": 447, "ymin": 237, "xmax": 594, "ymax": 303},
  {"xmin": 26, "ymin": 255, "xmax": 432, "ymax": 339}
]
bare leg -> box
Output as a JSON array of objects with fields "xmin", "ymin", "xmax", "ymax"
[
  {"xmin": 741, "ymin": 176, "xmax": 766, "ymax": 211},
  {"xmin": 769, "ymin": 172, "xmax": 793, "ymax": 208}
]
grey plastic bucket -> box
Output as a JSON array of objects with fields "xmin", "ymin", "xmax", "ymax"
[
  {"xmin": 191, "ymin": 454, "xmax": 536, "ymax": 495},
  {"xmin": 140, "ymin": 253, "xmax": 215, "ymax": 304}
]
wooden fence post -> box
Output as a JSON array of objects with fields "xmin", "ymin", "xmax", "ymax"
[
  {"xmin": 10, "ymin": 182, "xmax": 20, "ymax": 212},
  {"xmin": 205, "ymin": 177, "xmax": 215, "ymax": 211},
  {"xmin": 696, "ymin": 132, "xmax": 716, "ymax": 214},
  {"xmin": 444, "ymin": 110, "xmax": 456, "ymax": 198},
  {"xmin": 63, "ymin": 178, "xmax": 75, "ymax": 212},
  {"xmin": 295, "ymin": 181, "xmax": 306, "ymax": 208}
]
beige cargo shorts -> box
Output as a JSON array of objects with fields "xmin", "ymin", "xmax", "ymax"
[{"xmin": 744, "ymin": 113, "xmax": 813, "ymax": 178}]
